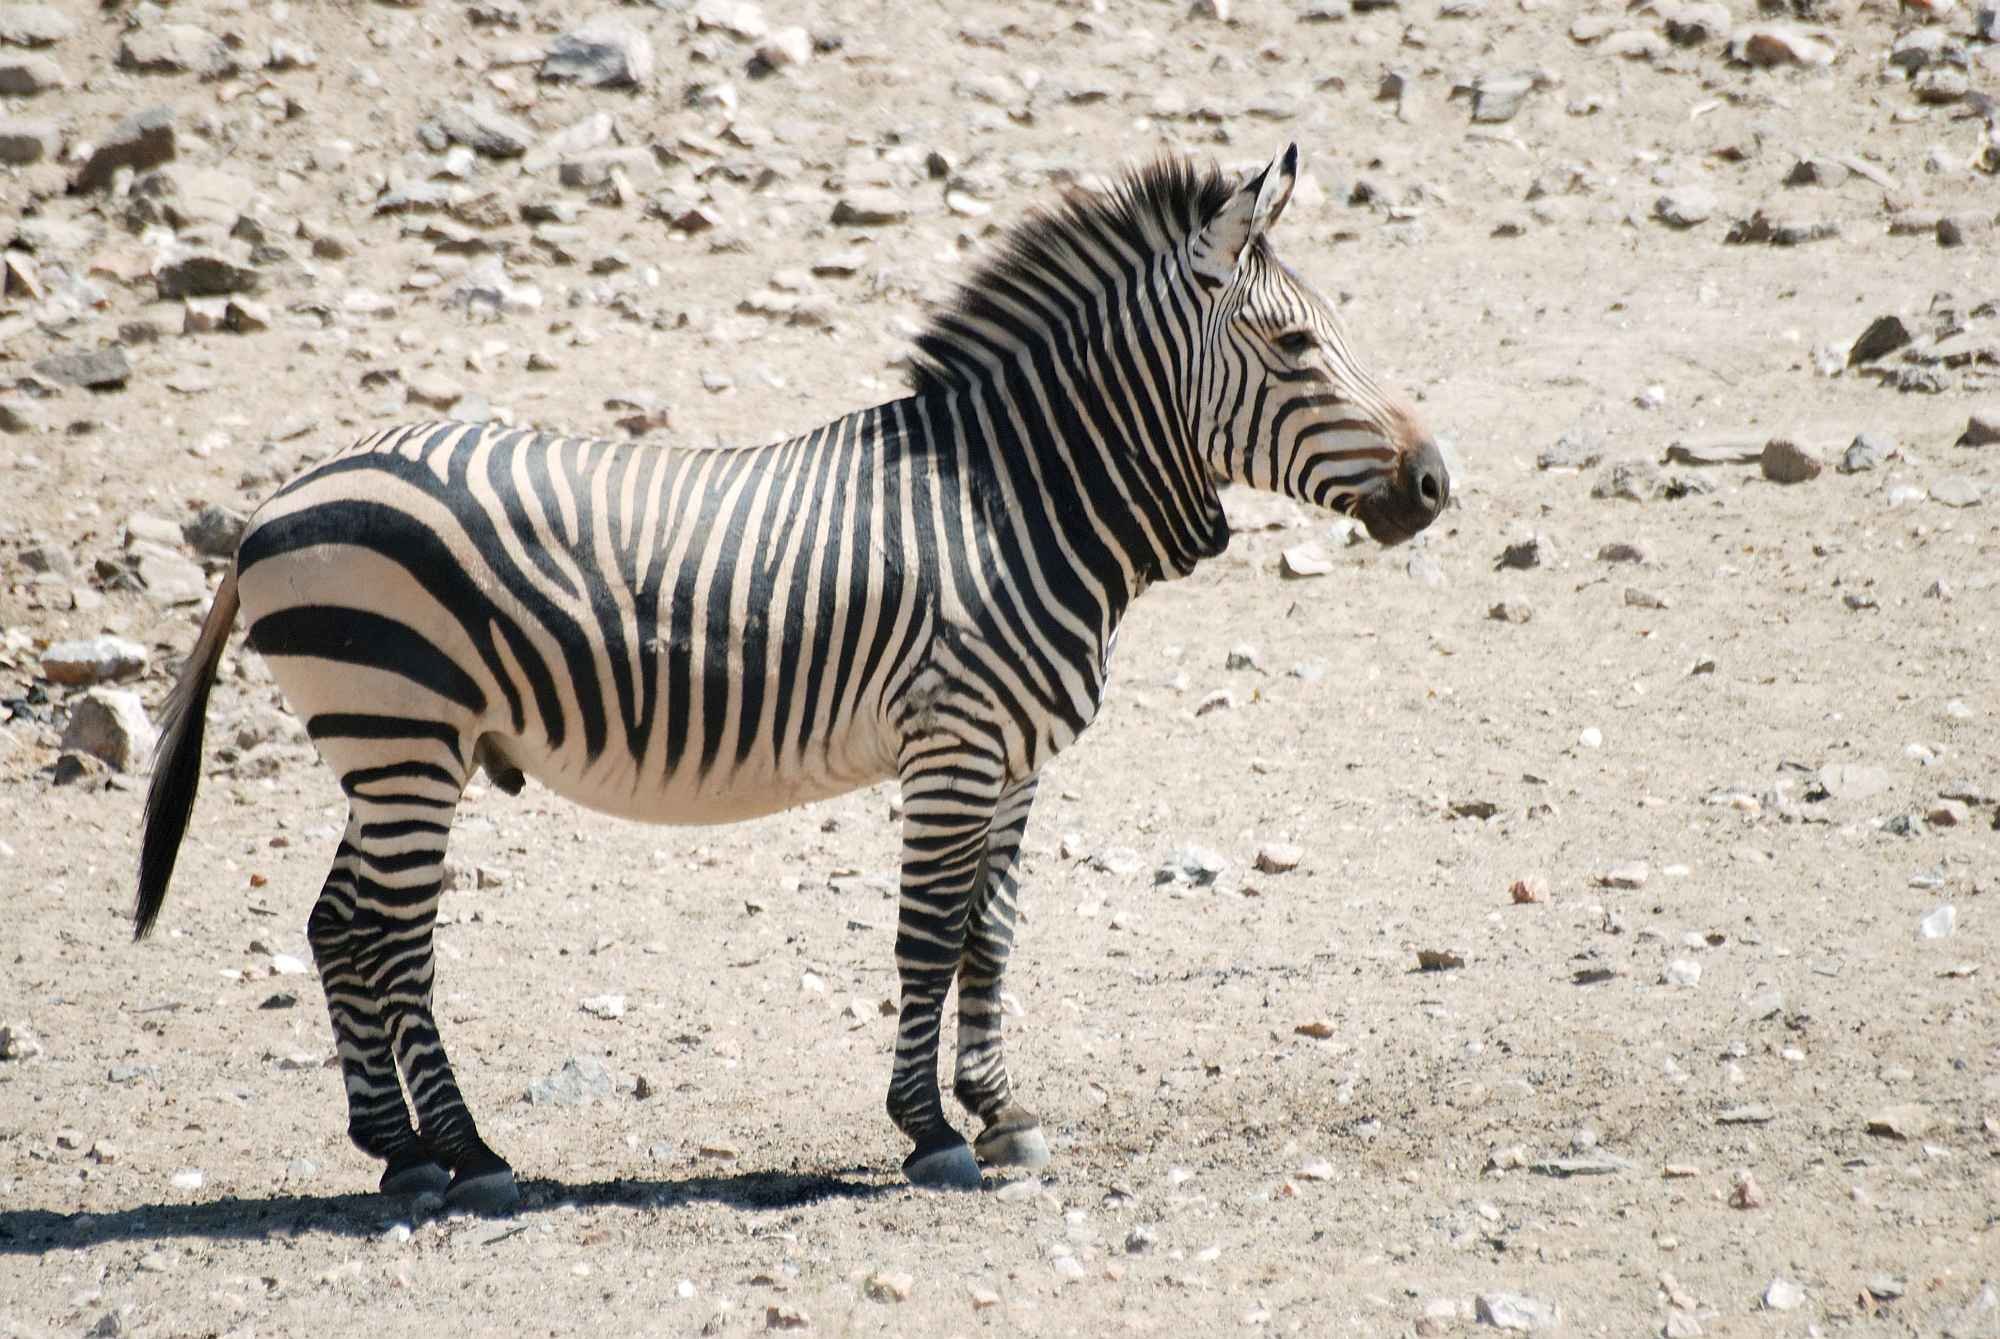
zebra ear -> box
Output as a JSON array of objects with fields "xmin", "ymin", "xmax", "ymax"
[{"xmin": 1189, "ymin": 143, "xmax": 1300, "ymax": 284}]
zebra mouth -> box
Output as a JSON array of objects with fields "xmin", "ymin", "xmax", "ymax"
[{"xmin": 1353, "ymin": 439, "xmax": 1450, "ymax": 547}]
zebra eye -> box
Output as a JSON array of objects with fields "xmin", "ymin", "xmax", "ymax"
[{"xmin": 1274, "ymin": 330, "xmax": 1318, "ymax": 358}]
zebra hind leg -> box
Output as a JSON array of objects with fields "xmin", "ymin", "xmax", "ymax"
[
  {"xmin": 887, "ymin": 742, "xmax": 1003, "ymax": 1191},
  {"xmin": 953, "ymin": 778, "xmax": 1050, "ymax": 1172},
  {"xmin": 341, "ymin": 790, "xmax": 520, "ymax": 1215},
  {"xmin": 307, "ymin": 834, "xmax": 450, "ymax": 1198}
]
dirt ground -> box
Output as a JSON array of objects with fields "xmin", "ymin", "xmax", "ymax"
[{"xmin": 2, "ymin": 0, "xmax": 1997, "ymax": 1335}]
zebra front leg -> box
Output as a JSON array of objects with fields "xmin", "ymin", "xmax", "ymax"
[
  {"xmin": 953, "ymin": 776, "xmax": 1049, "ymax": 1172},
  {"xmin": 888, "ymin": 741, "xmax": 1003, "ymax": 1190},
  {"xmin": 307, "ymin": 831, "xmax": 448, "ymax": 1198},
  {"xmin": 343, "ymin": 793, "xmax": 519, "ymax": 1215}
]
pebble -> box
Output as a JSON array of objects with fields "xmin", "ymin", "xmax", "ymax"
[
  {"xmin": 41, "ymin": 636, "xmax": 148, "ymax": 686},
  {"xmin": 426, "ymin": 101, "xmax": 535, "ymax": 159},
  {"xmin": 1157, "ymin": 846, "xmax": 1226, "ymax": 888},
  {"xmin": 526, "ymin": 1055, "xmax": 616, "ymax": 1105},
  {"xmin": 1929, "ymin": 476, "xmax": 1984, "ymax": 508},
  {"xmin": 0, "ymin": 4, "xmax": 76, "ymax": 44},
  {"xmin": 1254, "ymin": 842, "xmax": 1302, "ymax": 874},
  {"xmin": 1927, "ymin": 799, "xmax": 1969, "ymax": 827},
  {"xmin": 764, "ymin": 1304, "xmax": 811, "ymax": 1331},
  {"xmin": 1598, "ymin": 860, "xmax": 1648, "ymax": 889},
  {"xmin": 0, "ymin": 1022, "xmax": 44, "ymax": 1061},
  {"xmin": 1865, "ymin": 1103, "xmax": 1932, "ymax": 1140},
  {"xmin": 1917, "ymin": 905, "xmax": 1955, "ymax": 939},
  {"xmin": 0, "ymin": 116, "xmax": 57, "ymax": 164},
  {"xmin": 1661, "ymin": 959, "xmax": 1700, "ymax": 988},
  {"xmin": 1578, "ymin": 727, "xmax": 1602, "ymax": 749},
  {"xmin": 1653, "ymin": 188, "xmax": 1715, "ymax": 229},
  {"xmin": 1280, "ymin": 542, "xmax": 1332, "ymax": 578},
  {"xmin": 1731, "ymin": 25, "xmax": 1835, "ymax": 66},
  {"xmin": 117, "ymin": 23, "xmax": 232, "ymax": 79},
  {"xmin": 1759, "ymin": 438, "xmax": 1821, "ymax": 484},
  {"xmin": 694, "ymin": 0, "xmax": 769, "ymax": 41},
  {"xmin": 1474, "ymin": 1292, "xmax": 1560, "ymax": 1332},
  {"xmin": 1841, "ymin": 433, "xmax": 1890, "ymax": 473},
  {"xmin": 60, "ymin": 689, "xmax": 156, "ymax": 772},
  {"xmin": 863, "ymin": 1270, "xmax": 913, "ymax": 1303},
  {"xmin": 1624, "ymin": 587, "xmax": 1669, "ymax": 610},
  {"xmin": 1729, "ymin": 1170, "xmax": 1766, "ymax": 1208},
  {"xmin": 831, "ymin": 192, "xmax": 911, "ymax": 227},
  {"xmin": 1396, "ymin": 550, "xmax": 1443, "ymax": 587},
  {"xmin": 1495, "ymin": 532, "xmax": 1552, "ymax": 570},
  {"xmin": 1762, "ymin": 1277, "xmax": 1805, "ymax": 1311},
  {"xmin": 1663, "ymin": 1308, "xmax": 1703, "ymax": 1337},
  {"xmin": 34, "ymin": 347, "xmax": 130, "ymax": 390},
  {"xmin": 157, "ymin": 250, "xmax": 261, "ymax": 300},
  {"xmin": 1957, "ymin": 408, "xmax": 2000, "ymax": 448},
  {"xmin": 169, "ymin": 1168, "xmax": 204, "ymax": 1191},
  {"xmin": 1597, "ymin": 541, "xmax": 1648, "ymax": 564},
  {"xmin": 1193, "ymin": 688, "xmax": 1235, "ymax": 717},
  {"xmin": 541, "ymin": 19, "xmax": 652, "ymax": 88},
  {"xmin": 1488, "ymin": 599, "xmax": 1532, "ymax": 624},
  {"xmin": 1848, "ymin": 315, "xmax": 1911, "ymax": 366}
]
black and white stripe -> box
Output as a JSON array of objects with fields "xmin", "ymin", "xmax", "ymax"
[{"xmin": 135, "ymin": 143, "xmax": 1448, "ymax": 1211}]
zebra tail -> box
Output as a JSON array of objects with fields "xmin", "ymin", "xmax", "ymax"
[{"xmin": 135, "ymin": 567, "xmax": 240, "ymax": 941}]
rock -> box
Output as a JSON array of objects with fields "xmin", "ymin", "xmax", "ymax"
[
  {"xmin": 1725, "ymin": 211, "xmax": 1837, "ymax": 246},
  {"xmin": 1598, "ymin": 861, "xmax": 1649, "ymax": 889},
  {"xmin": 1841, "ymin": 433, "xmax": 1890, "ymax": 472},
  {"xmin": 1663, "ymin": 1308, "xmax": 1703, "ymax": 1338},
  {"xmin": 34, "ymin": 348, "xmax": 130, "ymax": 390},
  {"xmin": 1624, "ymin": 587, "xmax": 1669, "ymax": 610},
  {"xmin": 1592, "ymin": 459, "xmax": 1666, "ymax": 501},
  {"xmin": 831, "ymin": 192, "xmax": 910, "ymax": 226},
  {"xmin": 60, "ymin": 689, "xmax": 157, "ymax": 772},
  {"xmin": 1930, "ymin": 477, "xmax": 1984, "ymax": 508},
  {"xmin": 187, "ymin": 505, "xmax": 248, "ymax": 560},
  {"xmin": 1816, "ymin": 763, "xmax": 1890, "ymax": 801},
  {"xmin": 169, "ymin": 1169, "xmax": 204, "ymax": 1192},
  {"xmin": 1495, "ymin": 532, "xmax": 1552, "ymax": 570},
  {"xmin": 1475, "ymin": 1292, "xmax": 1560, "ymax": 1332},
  {"xmin": 1156, "ymin": 846, "xmax": 1226, "ymax": 888},
  {"xmin": 131, "ymin": 549, "xmax": 207, "ymax": 605},
  {"xmin": 1654, "ymin": 187, "xmax": 1715, "ymax": 228},
  {"xmin": 526, "ymin": 1055, "xmax": 615, "ymax": 1106},
  {"xmin": 1759, "ymin": 438, "xmax": 1821, "ymax": 484},
  {"xmin": 1729, "ymin": 1169, "xmax": 1766, "ymax": 1207},
  {"xmin": 1466, "ymin": 72, "xmax": 1533, "ymax": 123},
  {"xmin": 1280, "ymin": 542, "xmax": 1332, "ymax": 577},
  {"xmin": 1254, "ymin": 842, "xmax": 1302, "ymax": 874},
  {"xmin": 1662, "ymin": 959, "xmax": 1701, "ymax": 987},
  {"xmin": 1913, "ymin": 68, "xmax": 1968, "ymax": 104},
  {"xmin": 0, "ymin": 4, "xmax": 77, "ymax": 45},
  {"xmin": 1956, "ymin": 408, "xmax": 2000, "ymax": 448},
  {"xmin": 1784, "ymin": 156, "xmax": 1850, "ymax": 188},
  {"xmin": 863, "ymin": 1270, "xmax": 913, "ymax": 1303},
  {"xmin": 541, "ymin": 19, "xmax": 653, "ymax": 87},
  {"xmin": 0, "ymin": 116, "xmax": 57, "ymax": 164},
  {"xmin": 1601, "ymin": 28, "xmax": 1669, "ymax": 59},
  {"xmin": 1927, "ymin": 799, "xmax": 1969, "ymax": 827},
  {"xmin": 764, "ymin": 1305, "xmax": 811, "ymax": 1331},
  {"xmin": 426, "ymin": 102, "xmax": 535, "ymax": 159},
  {"xmin": 267, "ymin": 38, "xmax": 317, "ymax": 70},
  {"xmin": 1762, "ymin": 1278, "xmax": 1805, "ymax": 1311},
  {"xmin": 73, "ymin": 106, "xmax": 177, "ymax": 193},
  {"xmin": 693, "ymin": 0, "xmax": 769, "ymax": 40},
  {"xmin": 1662, "ymin": 2, "xmax": 1729, "ymax": 43},
  {"xmin": 1664, "ymin": 438, "xmax": 1761, "ymax": 467},
  {"xmin": 580, "ymin": 993, "xmax": 626, "ymax": 1020},
  {"xmin": 1730, "ymin": 25, "xmax": 1836, "ymax": 67},
  {"xmin": 156, "ymin": 251, "xmax": 261, "ymax": 300},
  {"xmin": 0, "ymin": 51, "xmax": 66, "ymax": 94},
  {"xmin": 1406, "ymin": 552, "xmax": 1445, "ymax": 587},
  {"xmin": 118, "ymin": 24, "xmax": 234, "ymax": 79},
  {"xmin": 1488, "ymin": 599, "xmax": 1533, "ymax": 624},
  {"xmin": 757, "ymin": 27, "xmax": 812, "ymax": 68},
  {"xmin": 1537, "ymin": 434, "xmax": 1603, "ymax": 471},
  {"xmin": 1848, "ymin": 316, "xmax": 1912, "ymax": 365},
  {"xmin": 1597, "ymin": 541, "xmax": 1648, "ymax": 564},
  {"xmin": 41, "ymin": 636, "xmax": 148, "ymax": 686},
  {"xmin": 0, "ymin": 1022, "xmax": 44, "ymax": 1061},
  {"xmin": 1917, "ymin": 905, "xmax": 1955, "ymax": 939},
  {"xmin": 1865, "ymin": 1103, "xmax": 1932, "ymax": 1139}
]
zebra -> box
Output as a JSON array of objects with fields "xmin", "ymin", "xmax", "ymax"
[{"xmin": 135, "ymin": 143, "xmax": 1449, "ymax": 1214}]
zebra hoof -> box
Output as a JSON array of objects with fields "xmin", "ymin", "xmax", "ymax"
[
  {"xmin": 975, "ymin": 1120, "xmax": 1050, "ymax": 1172},
  {"xmin": 445, "ymin": 1166, "xmax": 521, "ymax": 1216},
  {"xmin": 380, "ymin": 1155, "xmax": 451, "ymax": 1198},
  {"xmin": 902, "ymin": 1139, "xmax": 982, "ymax": 1192}
]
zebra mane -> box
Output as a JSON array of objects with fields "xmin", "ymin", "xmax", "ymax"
[{"xmin": 908, "ymin": 156, "xmax": 1240, "ymax": 392}]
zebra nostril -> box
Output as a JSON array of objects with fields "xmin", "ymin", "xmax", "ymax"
[{"xmin": 1418, "ymin": 471, "xmax": 1440, "ymax": 506}]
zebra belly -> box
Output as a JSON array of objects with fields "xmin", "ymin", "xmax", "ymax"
[{"xmin": 496, "ymin": 706, "xmax": 902, "ymax": 826}]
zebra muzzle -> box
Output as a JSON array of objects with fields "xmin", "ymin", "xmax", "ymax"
[{"xmin": 1354, "ymin": 438, "xmax": 1451, "ymax": 546}]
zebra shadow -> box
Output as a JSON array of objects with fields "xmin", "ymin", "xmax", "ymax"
[{"xmin": 0, "ymin": 1167, "xmax": 896, "ymax": 1254}]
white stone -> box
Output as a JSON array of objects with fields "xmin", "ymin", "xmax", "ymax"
[{"xmin": 1917, "ymin": 905, "xmax": 1956, "ymax": 939}]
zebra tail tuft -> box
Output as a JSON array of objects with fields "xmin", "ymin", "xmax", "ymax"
[{"xmin": 135, "ymin": 568, "xmax": 240, "ymax": 941}]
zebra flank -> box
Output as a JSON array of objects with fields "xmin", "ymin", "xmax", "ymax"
[{"xmin": 136, "ymin": 144, "xmax": 1448, "ymax": 1212}]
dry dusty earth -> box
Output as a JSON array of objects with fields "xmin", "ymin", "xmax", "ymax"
[{"xmin": 2, "ymin": 0, "xmax": 1999, "ymax": 1335}]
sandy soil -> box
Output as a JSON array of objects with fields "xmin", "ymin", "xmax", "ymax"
[{"xmin": 2, "ymin": 1, "xmax": 1996, "ymax": 1335}]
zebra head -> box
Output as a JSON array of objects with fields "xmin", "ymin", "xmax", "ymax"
[{"xmin": 1187, "ymin": 144, "xmax": 1449, "ymax": 546}]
